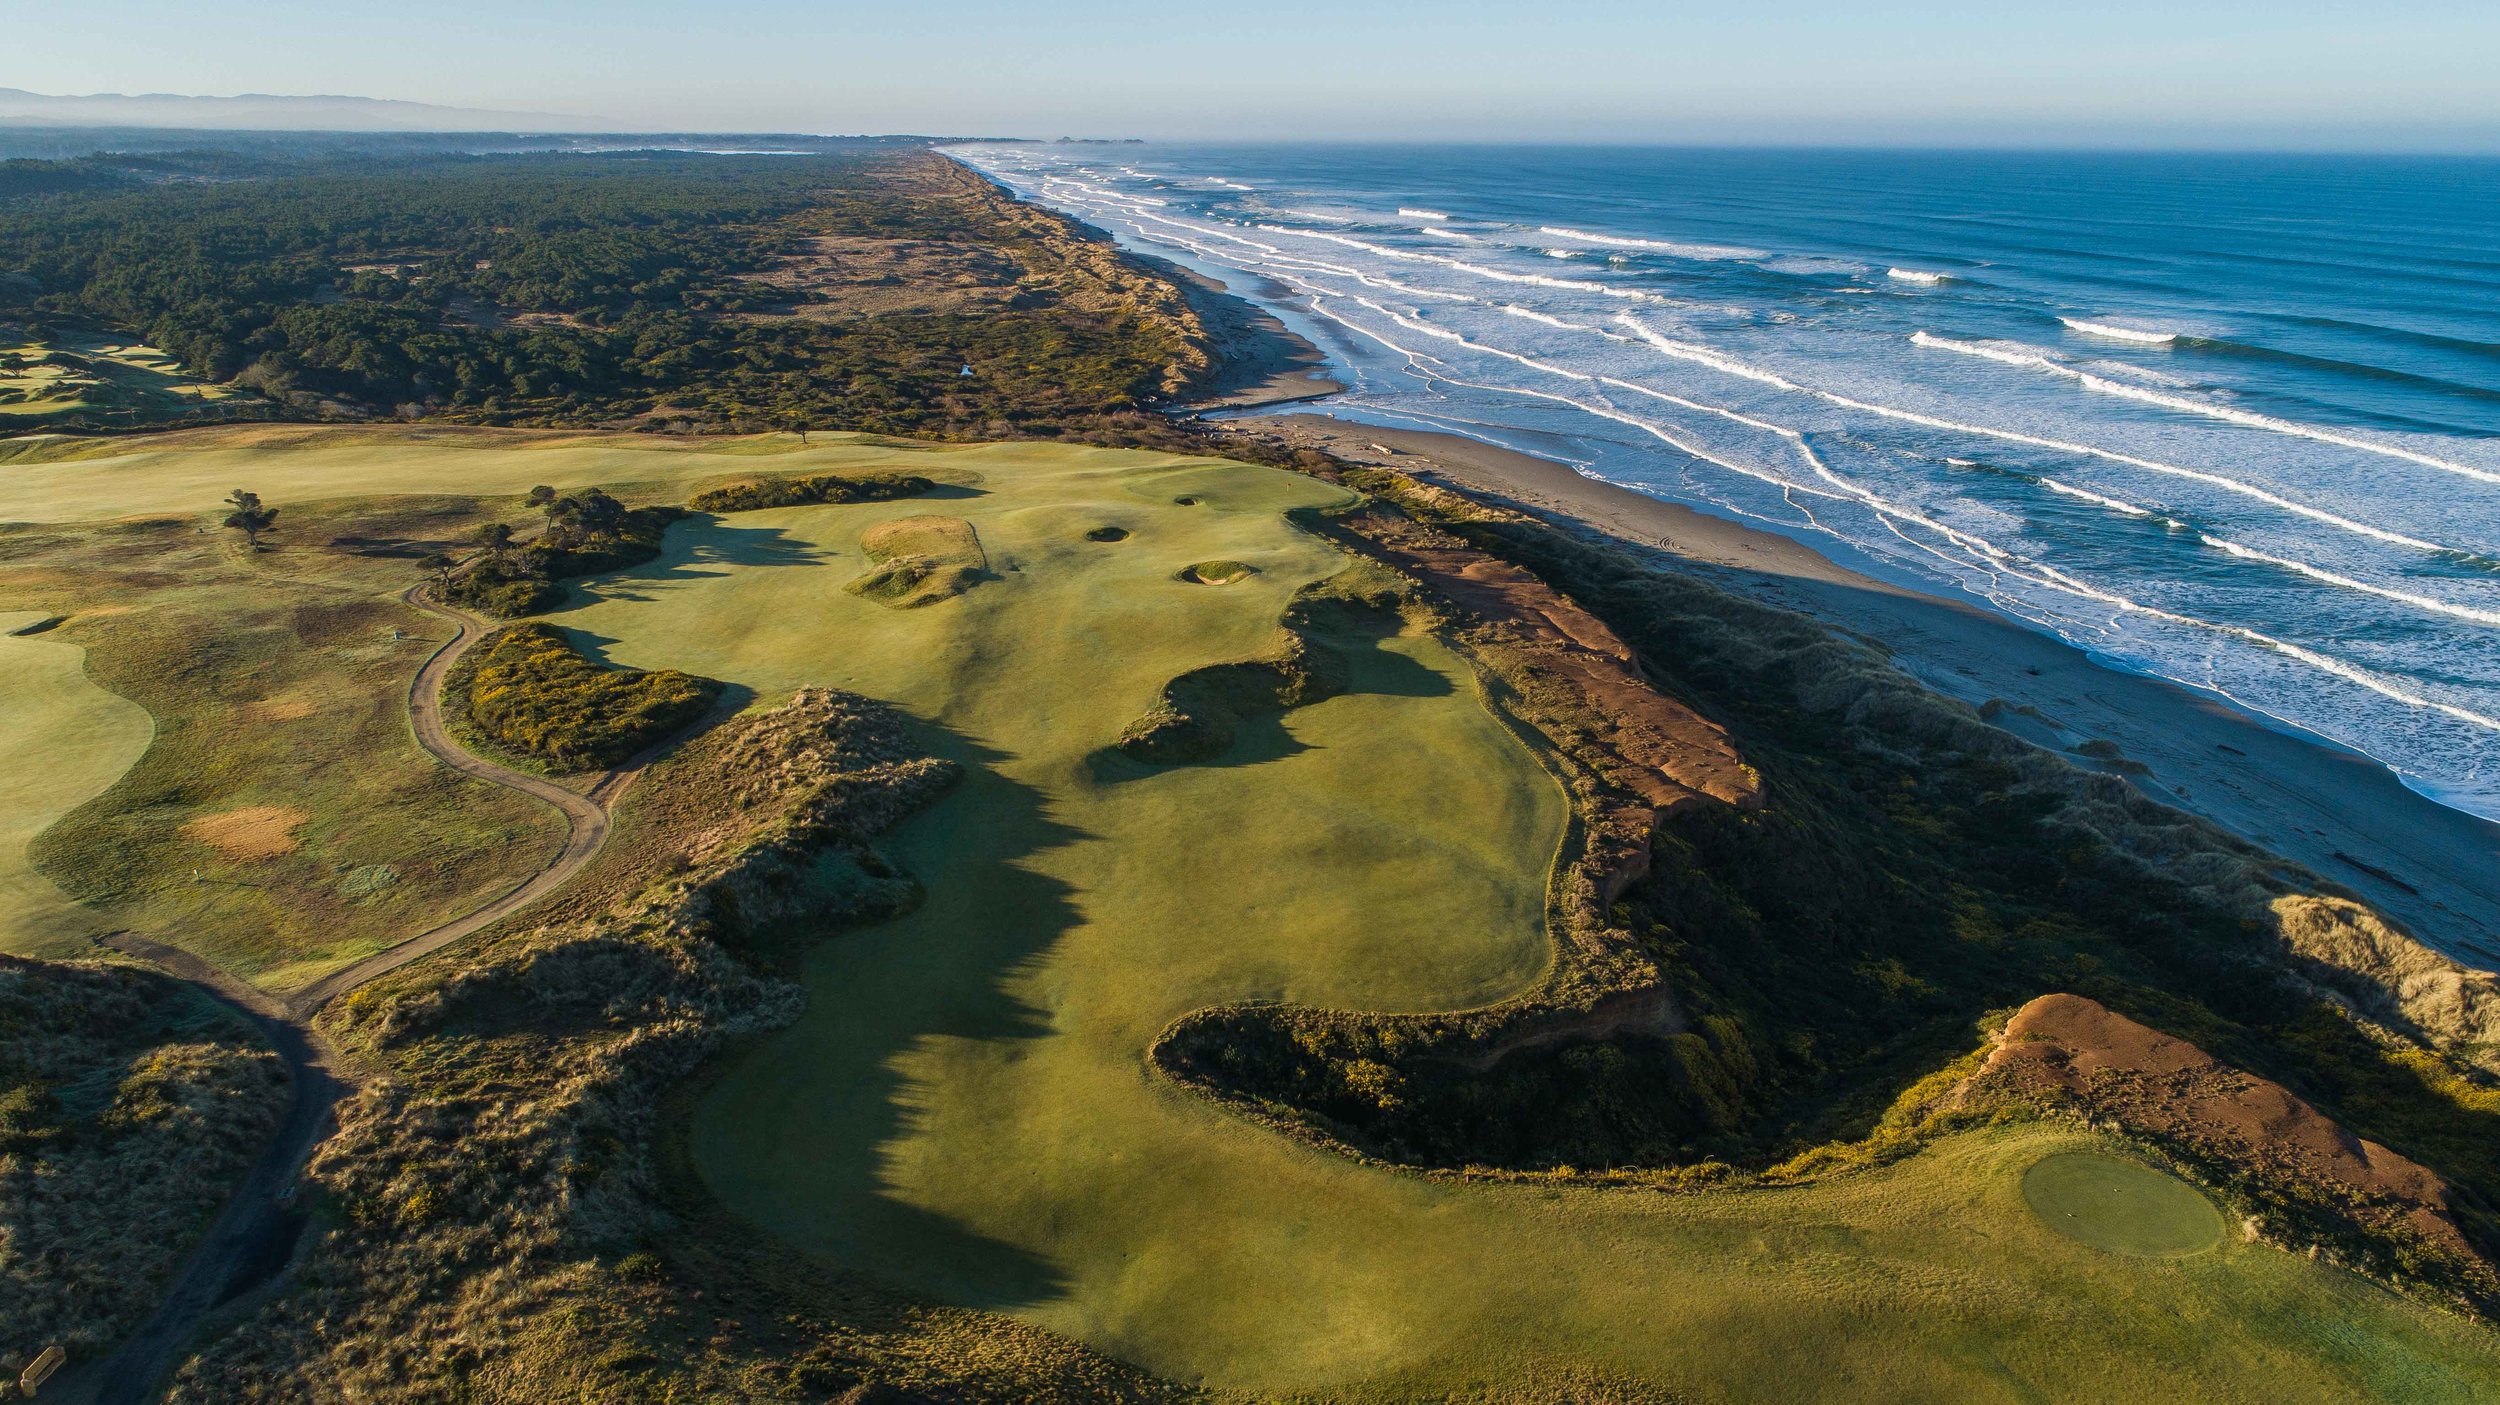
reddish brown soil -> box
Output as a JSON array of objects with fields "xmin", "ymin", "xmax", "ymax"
[
  {"xmin": 1346, "ymin": 509, "xmax": 1760, "ymax": 819},
  {"xmin": 1980, "ymin": 993, "xmax": 2485, "ymax": 1281}
]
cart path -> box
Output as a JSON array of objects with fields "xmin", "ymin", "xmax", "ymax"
[{"xmin": 56, "ymin": 587, "xmax": 639, "ymax": 1405}]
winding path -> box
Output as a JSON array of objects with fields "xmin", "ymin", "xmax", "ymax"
[{"xmin": 54, "ymin": 589, "xmax": 635, "ymax": 1405}]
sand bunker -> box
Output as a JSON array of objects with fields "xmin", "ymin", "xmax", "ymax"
[
  {"xmin": 1085, "ymin": 526, "xmax": 1131, "ymax": 542},
  {"xmin": 1177, "ymin": 560, "xmax": 1257, "ymax": 586},
  {"xmin": 181, "ymin": 805, "xmax": 310, "ymax": 860}
]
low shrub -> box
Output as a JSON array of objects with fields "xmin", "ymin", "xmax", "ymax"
[
  {"xmin": 454, "ymin": 623, "xmax": 720, "ymax": 771},
  {"xmin": 687, "ymin": 472, "xmax": 933, "ymax": 514}
]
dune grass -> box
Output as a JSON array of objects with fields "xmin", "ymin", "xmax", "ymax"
[{"xmin": 512, "ymin": 450, "xmax": 2500, "ymax": 1401}]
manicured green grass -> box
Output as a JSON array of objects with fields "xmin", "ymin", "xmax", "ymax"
[
  {"xmin": 518, "ymin": 451, "xmax": 2500, "ymax": 1402},
  {"xmin": 0, "ymin": 610, "xmax": 154, "ymax": 958},
  {"xmin": 2023, "ymin": 1151, "xmax": 2228, "ymax": 1258},
  {"xmin": 0, "ymin": 331, "xmax": 232, "ymax": 421}
]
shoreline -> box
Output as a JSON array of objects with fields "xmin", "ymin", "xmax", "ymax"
[{"xmin": 1211, "ymin": 410, "xmax": 2500, "ymax": 967}]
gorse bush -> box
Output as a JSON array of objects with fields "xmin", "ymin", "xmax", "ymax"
[
  {"xmin": 455, "ymin": 624, "xmax": 719, "ymax": 771},
  {"xmin": 687, "ymin": 472, "xmax": 933, "ymax": 514}
]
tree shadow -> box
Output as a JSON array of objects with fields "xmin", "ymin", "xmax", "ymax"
[
  {"xmin": 692, "ymin": 721, "xmax": 1094, "ymax": 1313},
  {"xmin": 550, "ymin": 518, "xmax": 831, "ymax": 609}
]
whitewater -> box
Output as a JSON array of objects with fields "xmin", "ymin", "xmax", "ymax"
[{"xmin": 961, "ymin": 144, "xmax": 2500, "ymax": 822}]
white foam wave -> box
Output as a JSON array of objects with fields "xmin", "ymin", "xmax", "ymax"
[
  {"xmin": 1422, "ymin": 227, "xmax": 1475, "ymax": 242},
  {"xmin": 2063, "ymin": 317, "xmax": 2177, "ymax": 344},
  {"xmin": 2039, "ymin": 477, "xmax": 2160, "ymax": 519},
  {"xmin": 1255, "ymin": 224, "xmax": 1662, "ymax": 302},
  {"xmin": 1888, "ymin": 269, "xmax": 1949, "ymax": 285},
  {"xmin": 1618, "ymin": 319, "xmax": 2449, "ymax": 554},
  {"xmin": 1916, "ymin": 330, "xmax": 2500, "ymax": 489},
  {"xmin": 1399, "ymin": 207, "xmax": 1450, "ymax": 220},
  {"xmin": 1546, "ymin": 249, "xmax": 1581, "ymax": 259},
  {"xmin": 1538, "ymin": 226, "xmax": 1764, "ymax": 260},
  {"xmin": 2197, "ymin": 536, "xmax": 2500, "ymax": 626}
]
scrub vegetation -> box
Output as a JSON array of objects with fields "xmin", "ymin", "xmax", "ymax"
[
  {"xmin": 448, "ymin": 623, "xmax": 721, "ymax": 772},
  {"xmin": 0, "ymin": 956, "xmax": 286, "ymax": 1368},
  {"xmin": 0, "ymin": 147, "xmax": 1215, "ymax": 440},
  {"xmin": 686, "ymin": 469, "xmax": 933, "ymax": 514}
]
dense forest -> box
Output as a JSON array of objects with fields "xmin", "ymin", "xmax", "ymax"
[{"xmin": 0, "ymin": 145, "xmax": 1211, "ymax": 437}]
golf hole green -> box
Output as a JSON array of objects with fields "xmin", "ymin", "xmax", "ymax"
[{"xmin": 2022, "ymin": 1152, "xmax": 2224, "ymax": 1257}]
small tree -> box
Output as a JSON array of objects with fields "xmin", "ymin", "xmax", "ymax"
[
  {"xmin": 222, "ymin": 489, "xmax": 277, "ymax": 550},
  {"xmin": 526, "ymin": 485, "xmax": 558, "ymax": 523},
  {"xmin": 474, "ymin": 521, "xmax": 516, "ymax": 562},
  {"xmin": 419, "ymin": 552, "xmax": 457, "ymax": 590}
]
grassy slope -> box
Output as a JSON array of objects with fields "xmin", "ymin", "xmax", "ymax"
[
  {"xmin": 0, "ymin": 610, "xmax": 152, "ymax": 956},
  {"xmin": 513, "ymin": 449, "xmax": 2500, "ymax": 1402},
  {"xmin": 12, "ymin": 429, "xmax": 2498, "ymax": 1397}
]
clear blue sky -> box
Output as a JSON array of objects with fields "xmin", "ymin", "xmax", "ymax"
[{"xmin": 16, "ymin": 0, "xmax": 2500, "ymax": 149}]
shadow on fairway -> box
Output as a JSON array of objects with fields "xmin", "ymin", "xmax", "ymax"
[
  {"xmin": 556, "ymin": 518, "xmax": 832, "ymax": 609},
  {"xmin": 1087, "ymin": 615, "xmax": 1456, "ymax": 782},
  {"xmin": 695, "ymin": 722, "xmax": 1090, "ymax": 1313}
]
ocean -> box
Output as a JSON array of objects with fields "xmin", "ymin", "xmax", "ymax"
[{"xmin": 956, "ymin": 143, "xmax": 2500, "ymax": 824}]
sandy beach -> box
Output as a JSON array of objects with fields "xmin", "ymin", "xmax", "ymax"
[{"xmin": 1215, "ymin": 411, "xmax": 2500, "ymax": 967}]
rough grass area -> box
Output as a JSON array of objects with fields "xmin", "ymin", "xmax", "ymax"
[
  {"xmin": 0, "ymin": 956, "xmax": 285, "ymax": 1369},
  {"xmin": 3, "ymin": 491, "xmax": 568, "ymax": 992},
  {"xmin": 168, "ymin": 691, "xmax": 1045, "ymax": 1402},
  {"xmin": 451, "ymin": 624, "xmax": 720, "ymax": 773},
  {"xmin": 686, "ymin": 470, "xmax": 933, "ymax": 514}
]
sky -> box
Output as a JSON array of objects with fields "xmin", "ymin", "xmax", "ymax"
[{"xmin": 13, "ymin": 0, "xmax": 2500, "ymax": 150}]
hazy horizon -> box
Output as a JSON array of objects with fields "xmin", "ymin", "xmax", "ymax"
[{"xmin": 13, "ymin": 0, "xmax": 2500, "ymax": 154}]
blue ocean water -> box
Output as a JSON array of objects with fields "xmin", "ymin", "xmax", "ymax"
[{"xmin": 958, "ymin": 143, "xmax": 2500, "ymax": 822}]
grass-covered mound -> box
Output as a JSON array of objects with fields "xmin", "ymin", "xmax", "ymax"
[
  {"xmin": 0, "ymin": 956, "xmax": 286, "ymax": 1369},
  {"xmin": 844, "ymin": 514, "xmax": 987, "ymax": 608},
  {"xmin": 452, "ymin": 623, "xmax": 720, "ymax": 772},
  {"xmin": 445, "ymin": 491, "xmax": 685, "ymax": 618},
  {"xmin": 687, "ymin": 471, "xmax": 932, "ymax": 514}
]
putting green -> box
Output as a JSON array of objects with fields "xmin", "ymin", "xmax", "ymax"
[
  {"xmin": 0, "ymin": 611, "xmax": 154, "ymax": 957},
  {"xmin": 2024, "ymin": 1152, "xmax": 2226, "ymax": 1258},
  {"xmin": 529, "ymin": 450, "xmax": 2500, "ymax": 1401}
]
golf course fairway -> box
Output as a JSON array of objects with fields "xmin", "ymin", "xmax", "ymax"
[
  {"xmin": 0, "ymin": 609, "xmax": 153, "ymax": 958},
  {"xmin": 532, "ymin": 449, "xmax": 2500, "ymax": 1402}
]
